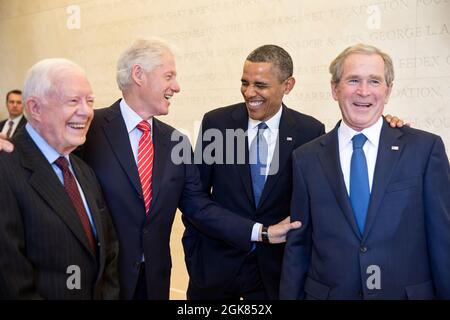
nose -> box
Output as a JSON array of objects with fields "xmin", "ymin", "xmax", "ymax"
[
  {"xmin": 78, "ymin": 98, "xmax": 93, "ymax": 116},
  {"xmin": 242, "ymin": 85, "xmax": 257, "ymax": 99},
  {"xmin": 172, "ymin": 79, "xmax": 181, "ymax": 93},
  {"xmin": 356, "ymin": 81, "xmax": 370, "ymax": 96}
]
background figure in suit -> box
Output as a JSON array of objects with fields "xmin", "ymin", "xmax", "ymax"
[
  {"xmin": 78, "ymin": 39, "xmax": 299, "ymax": 300},
  {"xmin": 0, "ymin": 58, "xmax": 120, "ymax": 299},
  {"xmin": 0, "ymin": 89, "xmax": 26, "ymax": 139},
  {"xmin": 280, "ymin": 44, "xmax": 450, "ymax": 300},
  {"xmin": 183, "ymin": 45, "xmax": 325, "ymax": 300}
]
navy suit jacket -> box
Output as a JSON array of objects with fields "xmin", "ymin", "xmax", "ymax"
[
  {"xmin": 0, "ymin": 116, "xmax": 27, "ymax": 137},
  {"xmin": 80, "ymin": 99, "xmax": 255, "ymax": 299},
  {"xmin": 0, "ymin": 130, "xmax": 120, "ymax": 299},
  {"xmin": 183, "ymin": 103, "xmax": 325, "ymax": 299},
  {"xmin": 280, "ymin": 120, "xmax": 450, "ymax": 300}
]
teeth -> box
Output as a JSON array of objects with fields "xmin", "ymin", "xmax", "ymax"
[
  {"xmin": 164, "ymin": 94, "xmax": 172, "ymax": 100},
  {"xmin": 354, "ymin": 102, "xmax": 371, "ymax": 107},
  {"xmin": 248, "ymin": 101, "xmax": 263, "ymax": 107},
  {"xmin": 68, "ymin": 123, "xmax": 86, "ymax": 129}
]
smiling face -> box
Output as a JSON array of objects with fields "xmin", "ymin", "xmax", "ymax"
[
  {"xmin": 6, "ymin": 93, "xmax": 23, "ymax": 119},
  {"xmin": 29, "ymin": 68, "xmax": 94, "ymax": 155},
  {"xmin": 331, "ymin": 53, "xmax": 392, "ymax": 131},
  {"xmin": 139, "ymin": 52, "xmax": 180, "ymax": 116},
  {"xmin": 240, "ymin": 60, "xmax": 294, "ymax": 121}
]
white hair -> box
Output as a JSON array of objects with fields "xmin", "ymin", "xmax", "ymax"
[
  {"xmin": 116, "ymin": 38, "xmax": 174, "ymax": 91},
  {"xmin": 22, "ymin": 58, "xmax": 86, "ymax": 103}
]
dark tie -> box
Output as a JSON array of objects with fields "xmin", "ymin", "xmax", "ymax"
[
  {"xmin": 349, "ymin": 133, "xmax": 370, "ymax": 234},
  {"xmin": 54, "ymin": 157, "xmax": 97, "ymax": 255},
  {"xmin": 136, "ymin": 120, "xmax": 154, "ymax": 215},
  {"xmin": 250, "ymin": 122, "xmax": 268, "ymax": 207},
  {"xmin": 6, "ymin": 120, "xmax": 14, "ymax": 139}
]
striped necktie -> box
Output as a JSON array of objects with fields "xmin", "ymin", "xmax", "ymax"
[{"xmin": 137, "ymin": 120, "xmax": 154, "ymax": 215}]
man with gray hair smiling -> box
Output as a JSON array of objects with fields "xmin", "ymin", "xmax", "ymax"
[{"xmin": 0, "ymin": 58, "xmax": 120, "ymax": 299}]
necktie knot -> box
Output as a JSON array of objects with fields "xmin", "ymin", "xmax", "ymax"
[
  {"xmin": 54, "ymin": 156, "xmax": 70, "ymax": 172},
  {"xmin": 8, "ymin": 120, "xmax": 14, "ymax": 126},
  {"xmin": 137, "ymin": 120, "xmax": 151, "ymax": 133},
  {"xmin": 352, "ymin": 133, "xmax": 367, "ymax": 150},
  {"xmin": 257, "ymin": 122, "xmax": 268, "ymax": 132}
]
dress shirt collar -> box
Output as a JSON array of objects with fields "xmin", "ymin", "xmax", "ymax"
[
  {"xmin": 338, "ymin": 116, "xmax": 383, "ymax": 149},
  {"xmin": 25, "ymin": 123, "xmax": 68, "ymax": 164},
  {"xmin": 248, "ymin": 104, "xmax": 283, "ymax": 132},
  {"xmin": 120, "ymin": 98, "xmax": 153, "ymax": 134},
  {"xmin": 9, "ymin": 114, "xmax": 23, "ymax": 124}
]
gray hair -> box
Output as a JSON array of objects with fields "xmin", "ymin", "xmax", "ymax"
[
  {"xmin": 116, "ymin": 38, "xmax": 174, "ymax": 91},
  {"xmin": 22, "ymin": 58, "xmax": 86, "ymax": 103},
  {"xmin": 329, "ymin": 43, "xmax": 395, "ymax": 87},
  {"xmin": 246, "ymin": 45, "xmax": 293, "ymax": 82}
]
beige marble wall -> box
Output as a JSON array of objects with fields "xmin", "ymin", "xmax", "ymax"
[{"xmin": 1, "ymin": 0, "xmax": 449, "ymax": 299}]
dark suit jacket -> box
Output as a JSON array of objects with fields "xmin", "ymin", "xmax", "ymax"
[
  {"xmin": 0, "ymin": 129, "xmax": 120, "ymax": 299},
  {"xmin": 80, "ymin": 99, "xmax": 255, "ymax": 299},
  {"xmin": 182, "ymin": 103, "xmax": 325, "ymax": 299},
  {"xmin": 0, "ymin": 116, "xmax": 27, "ymax": 138},
  {"xmin": 280, "ymin": 120, "xmax": 450, "ymax": 300}
]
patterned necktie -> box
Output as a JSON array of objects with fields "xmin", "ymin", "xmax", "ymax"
[
  {"xmin": 137, "ymin": 120, "xmax": 154, "ymax": 215},
  {"xmin": 349, "ymin": 133, "xmax": 370, "ymax": 234},
  {"xmin": 250, "ymin": 122, "xmax": 268, "ymax": 207},
  {"xmin": 54, "ymin": 157, "xmax": 97, "ymax": 255},
  {"xmin": 6, "ymin": 120, "xmax": 14, "ymax": 139}
]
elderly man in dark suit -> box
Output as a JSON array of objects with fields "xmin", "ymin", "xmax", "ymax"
[
  {"xmin": 280, "ymin": 44, "xmax": 450, "ymax": 300},
  {"xmin": 0, "ymin": 58, "xmax": 120, "ymax": 299},
  {"xmin": 0, "ymin": 89, "xmax": 26, "ymax": 139}
]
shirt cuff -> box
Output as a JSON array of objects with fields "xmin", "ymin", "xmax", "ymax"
[{"xmin": 251, "ymin": 222, "xmax": 263, "ymax": 242}]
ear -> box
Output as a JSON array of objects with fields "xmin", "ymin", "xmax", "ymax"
[
  {"xmin": 384, "ymin": 83, "xmax": 393, "ymax": 104},
  {"xmin": 25, "ymin": 97, "xmax": 42, "ymax": 122},
  {"xmin": 284, "ymin": 77, "xmax": 296, "ymax": 94},
  {"xmin": 331, "ymin": 81, "xmax": 339, "ymax": 101},
  {"xmin": 131, "ymin": 64, "xmax": 145, "ymax": 86}
]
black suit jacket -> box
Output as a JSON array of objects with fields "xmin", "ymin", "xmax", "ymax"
[
  {"xmin": 0, "ymin": 129, "xmax": 120, "ymax": 299},
  {"xmin": 0, "ymin": 116, "xmax": 27, "ymax": 138},
  {"xmin": 80, "ymin": 99, "xmax": 255, "ymax": 299},
  {"xmin": 182, "ymin": 103, "xmax": 325, "ymax": 299}
]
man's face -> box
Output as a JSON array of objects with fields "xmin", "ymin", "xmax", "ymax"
[
  {"xmin": 34, "ymin": 69, "xmax": 94, "ymax": 155},
  {"xmin": 6, "ymin": 93, "xmax": 23, "ymax": 118},
  {"xmin": 331, "ymin": 53, "xmax": 392, "ymax": 131},
  {"xmin": 140, "ymin": 52, "xmax": 180, "ymax": 116},
  {"xmin": 240, "ymin": 60, "xmax": 293, "ymax": 121}
]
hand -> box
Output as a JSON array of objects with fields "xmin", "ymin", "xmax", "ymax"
[
  {"xmin": 384, "ymin": 114, "xmax": 410, "ymax": 128},
  {"xmin": 264, "ymin": 216, "xmax": 302, "ymax": 244},
  {"xmin": 0, "ymin": 133, "xmax": 14, "ymax": 152}
]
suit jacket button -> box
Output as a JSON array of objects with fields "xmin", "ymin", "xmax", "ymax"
[{"xmin": 360, "ymin": 246, "xmax": 368, "ymax": 253}]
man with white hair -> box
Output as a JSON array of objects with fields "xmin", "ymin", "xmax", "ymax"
[{"xmin": 0, "ymin": 58, "xmax": 120, "ymax": 299}]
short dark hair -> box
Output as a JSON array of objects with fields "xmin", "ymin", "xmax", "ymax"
[
  {"xmin": 6, "ymin": 89, "xmax": 22, "ymax": 103},
  {"xmin": 246, "ymin": 45, "xmax": 293, "ymax": 82}
]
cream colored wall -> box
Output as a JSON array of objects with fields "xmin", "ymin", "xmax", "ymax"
[{"xmin": 1, "ymin": 0, "xmax": 449, "ymax": 299}]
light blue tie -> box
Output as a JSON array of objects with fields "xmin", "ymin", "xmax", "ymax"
[
  {"xmin": 250, "ymin": 122, "xmax": 268, "ymax": 207},
  {"xmin": 350, "ymin": 133, "xmax": 370, "ymax": 234}
]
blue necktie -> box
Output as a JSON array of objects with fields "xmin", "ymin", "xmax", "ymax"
[
  {"xmin": 350, "ymin": 133, "xmax": 370, "ymax": 234},
  {"xmin": 250, "ymin": 122, "xmax": 268, "ymax": 207}
]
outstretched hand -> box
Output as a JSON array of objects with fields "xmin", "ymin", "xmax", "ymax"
[
  {"xmin": 267, "ymin": 216, "xmax": 302, "ymax": 244},
  {"xmin": 0, "ymin": 133, "xmax": 14, "ymax": 152}
]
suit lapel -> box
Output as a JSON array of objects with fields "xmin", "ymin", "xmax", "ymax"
[
  {"xmin": 17, "ymin": 131, "xmax": 95, "ymax": 256},
  {"xmin": 231, "ymin": 105, "xmax": 254, "ymax": 206},
  {"xmin": 362, "ymin": 121, "xmax": 404, "ymax": 241},
  {"xmin": 147, "ymin": 117, "xmax": 170, "ymax": 216},
  {"xmin": 318, "ymin": 124, "xmax": 362, "ymax": 240},
  {"xmin": 101, "ymin": 101, "xmax": 143, "ymax": 198},
  {"xmin": 259, "ymin": 105, "xmax": 296, "ymax": 206}
]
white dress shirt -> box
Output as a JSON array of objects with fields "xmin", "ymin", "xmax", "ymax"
[
  {"xmin": 1, "ymin": 114, "xmax": 24, "ymax": 137},
  {"xmin": 119, "ymin": 99, "xmax": 153, "ymax": 164},
  {"xmin": 338, "ymin": 117, "xmax": 383, "ymax": 195}
]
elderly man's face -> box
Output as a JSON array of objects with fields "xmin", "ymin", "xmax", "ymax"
[
  {"xmin": 6, "ymin": 93, "xmax": 23, "ymax": 118},
  {"xmin": 140, "ymin": 52, "xmax": 180, "ymax": 116},
  {"xmin": 331, "ymin": 53, "xmax": 392, "ymax": 131},
  {"xmin": 37, "ymin": 69, "xmax": 94, "ymax": 155}
]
